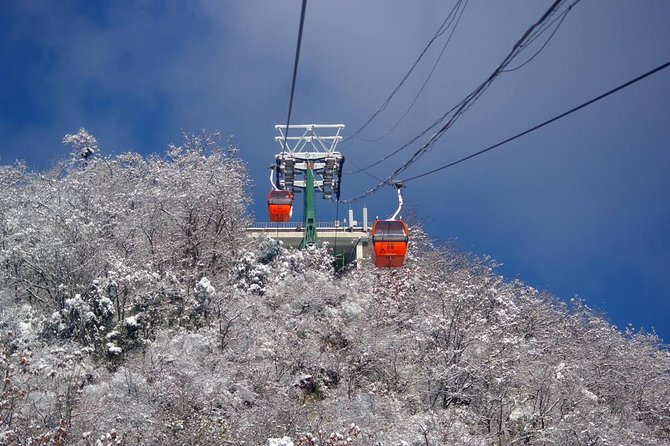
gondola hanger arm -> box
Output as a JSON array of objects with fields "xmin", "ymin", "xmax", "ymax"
[
  {"xmin": 390, "ymin": 181, "xmax": 405, "ymax": 220},
  {"xmin": 269, "ymin": 166, "xmax": 279, "ymax": 191}
]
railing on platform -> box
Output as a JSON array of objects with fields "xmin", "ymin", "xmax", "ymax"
[{"xmin": 248, "ymin": 222, "xmax": 368, "ymax": 232}]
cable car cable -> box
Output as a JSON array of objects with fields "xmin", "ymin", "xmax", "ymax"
[
  {"xmin": 376, "ymin": 0, "xmax": 469, "ymax": 141},
  {"xmin": 502, "ymin": 0, "xmax": 579, "ymax": 73},
  {"xmin": 403, "ymin": 59, "xmax": 670, "ymax": 182},
  {"xmin": 346, "ymin": 158, "xmax": 386, "ymax": 182},
  {"xmin": 342, "ymin": 0, "xmax": 467, "ymax": 144},
  {"xmin": 281, "ymin": 0, "xmax": 308, "ymax": 154},
  {"xmin": 344, "ymin": 0, "xmax": 574, "ymax": 177},
  {"xmin": 346, "ymin": 0, "xmax": 469, "ymax": 144},
  {"xmin": 340, "ymin": 0, "xmax": 568, "ymax": 203},
  {"xmin": 345, "ymin": 103, "xmax": 459, "ymax": 175}
]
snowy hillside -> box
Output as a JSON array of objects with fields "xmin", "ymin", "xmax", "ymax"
[{"xmin": 0, "ymin": 132, "xmax": 668, "ymax": 445}]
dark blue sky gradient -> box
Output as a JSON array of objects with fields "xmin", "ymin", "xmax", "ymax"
[{"xmin": 1, "ymin": 1, "xmax": 668, "ymax": 341}]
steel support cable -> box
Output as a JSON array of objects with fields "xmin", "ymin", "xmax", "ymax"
[
  {"xmin": 340, "ymin": 0, "xmax": 566, "ymax": 203},
  {"xmin": 345, "ymin": 0, "xmax": 571, "ymax": 176},
  {"xmin": 511, "ymin": 0, "xmax": 564, "ymax": 49},
  {"xmin": 281, "ymin": 0, "xmax": 308, "ymax": 154},
  {"xmin": 350, "ymin": 0, "xmax": 469, "ymax": 144},
  {"xmin": 502, "ymin": 12, "xmax": 567, "ymax": 73},
  {"xmin": 403, "ymin": 59, "xmax": 670, "ymax": 182},
  {"xmin": 342, "ymin": 0, "xmax": 466, "ymax": 144},
  {"xmin": 336, "ymin": 159, "xmax": 384, "ymax": 211},
  {"xmin": 345, "ymin": 102, "xmax": 459, "ymax": 175},
  {"xmin": 346, "ymin": 158, "xmax": 386, "ymax": 182},
  {"xmin": 379, "ymin": 0, "xmax": 470, "ymax": 139},
  {"xmin": 503, "ymin": 0, "xmax": 580, "ymax": 73}
]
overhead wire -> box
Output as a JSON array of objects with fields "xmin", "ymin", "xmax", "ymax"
[
  {"xmin": 502, "ymin": 0, "xmax": 579, "ymax": 73},
  {"xmin": 349, "ymin": 0, "xmax": 469, "ymax": 144},
  {"xmin": 403, "ymin": 59, "xmax": 670, "ymax": 182},
  {"xmin": 342, "ymin": 0, "xmax": 468, "ymax": 143},
  {"xmin": 346, "ymin": 101, "xmax": 459, "ymax": 174},
  {"xmin": 340, "ymin": 0, "xmax": 569, "ymax": 203},
  {"xmin": 281, "ymin": 0, "xmax": 308, "ymax": 154},
  {"xmin": 380, "ymin": 0, "xmax": 469, "ymax": 138},
  {"xmin": 346, "ymin": 0, "xmax": 574, "ymax": 176},
  {"xmin": 346, "ymin": 158, "xmax": 387, "ymax": 182}
]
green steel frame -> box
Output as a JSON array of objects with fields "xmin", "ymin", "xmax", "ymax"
[{"xmin": 299, "ymin": 165, "xmax": 318, "ymax": 248}]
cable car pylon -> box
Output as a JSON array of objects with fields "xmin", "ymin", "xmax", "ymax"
[
  {"xmin": 270, "ymin": 124, "xmax": 345, "ymax": 248},
  {"xmin": 370, "ymin": 181, "xmax": 410, "ymax": 268}
]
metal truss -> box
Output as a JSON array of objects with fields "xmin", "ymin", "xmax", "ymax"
[
  {"xmin": 274, "ymin": 124, "xmax": 345, "ymax": 200},
  {"xmin": 275, "ymin": 124, "xmax": 344, "ymax": 154}
]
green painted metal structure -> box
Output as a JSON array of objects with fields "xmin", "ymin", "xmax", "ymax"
[{"xmin": 299, "ymin": 165, "xmax": 318, "ymax": 248}]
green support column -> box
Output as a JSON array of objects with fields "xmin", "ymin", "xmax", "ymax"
[{"xmin": 300, "ymin": 164, "xmax": 318, "ymax": 248}]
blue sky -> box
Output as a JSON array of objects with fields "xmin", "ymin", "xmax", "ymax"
[{"xmin": 1, "ymin": 1, "xmax": 668, "ymax": 342}]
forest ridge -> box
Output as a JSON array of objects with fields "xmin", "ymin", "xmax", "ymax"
[{"xmin": 0, "ymin": 130, "xmax": 668, "ymax": 445}]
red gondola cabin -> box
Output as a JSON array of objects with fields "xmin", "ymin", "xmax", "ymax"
[
  {"xmin": 370, "ymin": 219, "xmax": 409, "ymax": 267},
  {"xmin": 267, "ymin": 190, "xmax": 293, "ymax": 222}
]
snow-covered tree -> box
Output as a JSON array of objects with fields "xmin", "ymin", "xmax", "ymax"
[
  {"xmin": 0, "ymin": 130, "xmax": 668, "ymax": 445},
  {"xmin": 63, "ymin": 127, "xmax": 98, "ymax": 161}
]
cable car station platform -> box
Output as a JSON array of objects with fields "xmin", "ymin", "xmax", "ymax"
[{"xmin": 246, "ymin": 222, "xmax": 371, "ymax": 267}]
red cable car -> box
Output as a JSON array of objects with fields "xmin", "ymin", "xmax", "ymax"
[
  {"xmin": 370, "ymin": 219, "xmax": 409, "ymax": 267},
  {"xmin": 267, "ymin": 190, "xmax": 294, "ymax": 222}
]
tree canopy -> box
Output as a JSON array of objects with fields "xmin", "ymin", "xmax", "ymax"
[{"xmin": 0, "ymin": 131, "xmax": 667, "ymax": 445}]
